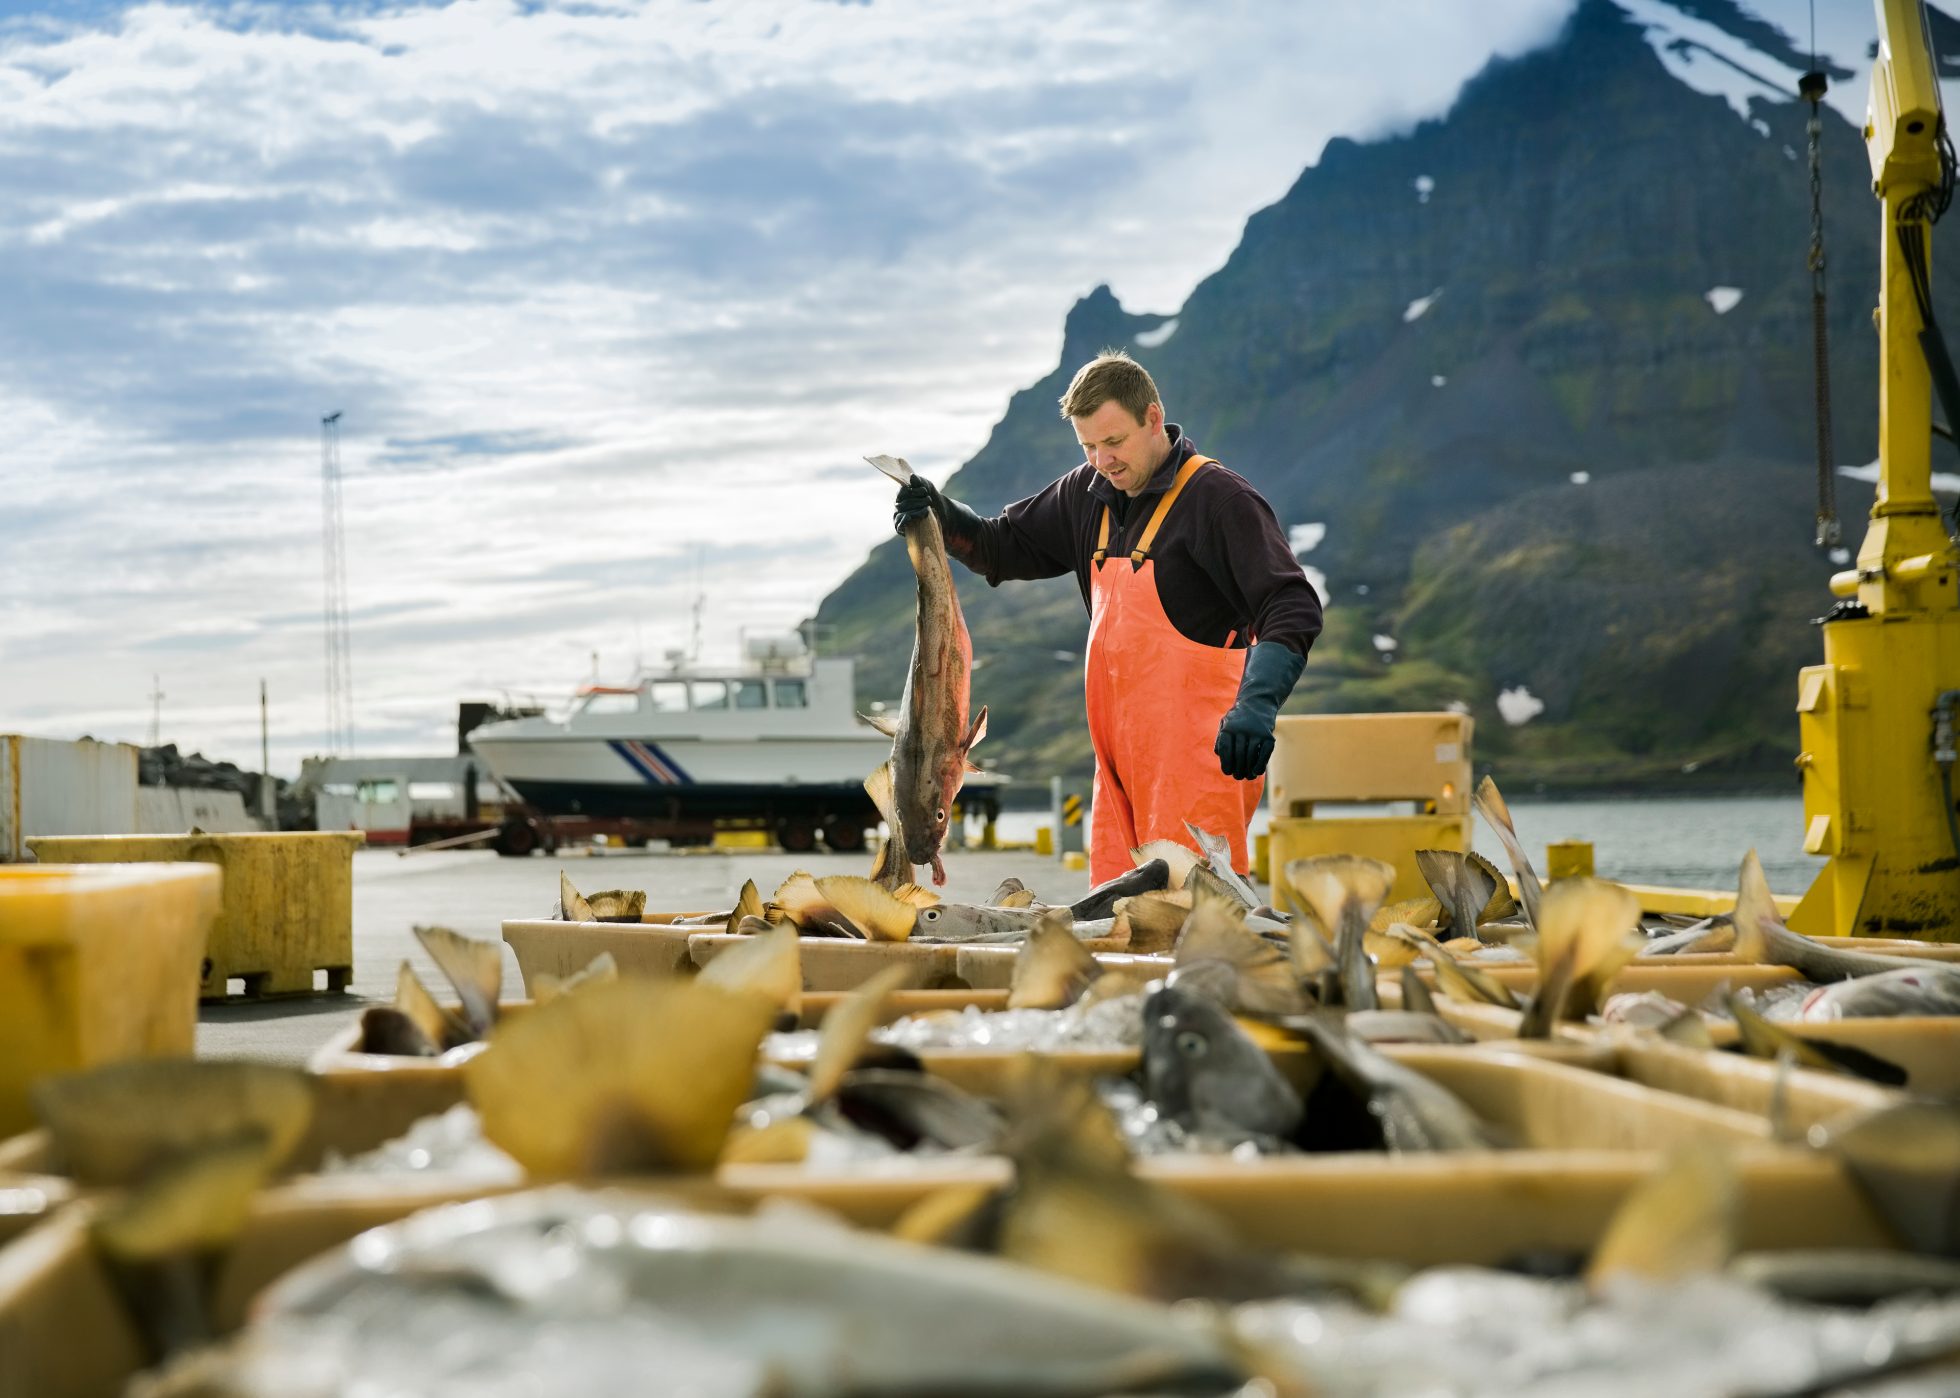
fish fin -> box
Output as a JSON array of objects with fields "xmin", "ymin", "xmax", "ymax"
[
  {"xmin": 90, "ymin": 1129, "xmax": 279, "ymax": 1358},
  {"xmin": 889, "ymin": 883, "xmax": 941, "ymax": 909},
  {"xmin": 725, "ymin": 879, "xmax": 765, "ymax": 936},
  {"xmin": 1527, "ymin": 878, "xmax": 1642, "ymax": 1023},
  {"xmin": 534, "ymin": 952, "xmax": 619, "ymax": 1006},
  {"xmin": 1114, "ymin": 892, "xmax": 1190, "ymax": 955},
  {"xmin": 1183, "ymin": 821, "xmax": 1229, "ymax": 868},
  {"xmin": 991, "ymin": 877, "xmax": 1035, "ymax": 907},
  {"xmin": 868, "ymin": 834, "xmax": 910, "ymax": 892},
  {"xmin": 1731, "ymin": 850, "xmax": 1778, "ymax": 965},
  {"xmin": 1132, "ymin": 839, "xmax": 1202, "ymax": 890},
  {"xmin": 865, "ymin": 453, "xmax": 914, "ymax": 484},
  {"xmin": 1415, "ymin": 848, "xmax": 1487, "ymax": 938},
  {"xmin": 1173, "ymin": 896, "xmax": 1305, "ymax": 1015},
  {"xmin": 1424, "ymin": 938, "xmax": 1523, "ymax": 1010},
  {"xmin": 1362, "ymin": 926, "xmax": 1420, "ymax": 970},
  {"xmin": 863, "ymin": 762, "xmax": 897, "ymax": 820},
  {"xmin": 35, "ymin": 1061, "xmax": 316, "ymax": 1188},
  {"xmin": 585, "ymin": 889, "xmax": 645, "ymax": 921},
  {"xmin": 761, "ymin": 901, "xmax": 790, "ymax": 926},
  {"xmin": 859, "ymin": 712, "xmax": 901, "ymax": 738},
  {"xmin": 467, "ymin": 978, "xmax": 776, "ymax": 1177},
  {"xmin": 1288, "ymin": 913, "xmax": 1338, "ymax": 978},
  {"xmin": 1820, "ymin": 1102, "xmax": 1960, "ymax": 1254},
  {"xmin": 1473, "ymin": 775, "xmax": 1544, "ymax": 928},
  {"xmin": 698, "ymin": 923, "xmax": 802, "ymax": 1017},
  {"xmin": 393, "ymin": 958, "xmax": 471, "ymax": 1050},
  {"xmin": 1284, "ymin": 855, "xmax": 1396, "ymax": 1013},
  {"xmin": 1009, "ymin": 910, "xmax": 1101, "ymax": 1009},
  {"xmin": 1400, "ymin": 964, "xmax": 1440, "ymax": 1017},
  {"xmin": 808, "ymin": 964, "xmax": 913, "ymax": 1102},
  {"xmin": 1283, "ymin": 855, "xmax": 1398, "ymax": 945},
  {"xmin": 1466, "ymin": 851, "xmax": 1519, "ymax": 921},
  {"xmin": 1371, "ymin": 896, "xmax": 1442, "ymax": 935},
  {"xmin": 772, "ymin": 870, "xmax": 824, "ymax": 927},
  {"xmin": 815, "ymin": 875, "xmax": 915, "ymax": 942},
  {"xmin": 558, "ymin": 870, "xmax": 597, "ymax": 923},
  {"xmin": 413, "ymin": 924, "xmax": 503, "ymax": 1037},
  {"xmin": 1587, "ymin": 1145, "xmax": 1737, "ymax": 1292},
  {"xmin": 963, "ymin": 706, "xmax": 989, "ymax": 757}
]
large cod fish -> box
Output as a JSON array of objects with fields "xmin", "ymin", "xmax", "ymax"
[{"xmin": 864, "ymin": 454, "xmax": 987, "ymax": 886}]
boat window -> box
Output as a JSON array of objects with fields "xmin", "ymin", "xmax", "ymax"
[
  {"xmin": 692, "ymin": 680, "xmax": 730, "ymax": 710},
  {"xmin": 774, "ymin": 679, "xmax": 808, "ymax": 708},
  {"xmin": 732, "ymin": 680, "xmax": 767, "ymax": 710},
  {"xmin": 648, "ymin": 682, "xmax": 689, "ymax": 713},
  {"xmin": 356, "ymin": 779, "xmax": 400, "ymax": 804},
  {"xmin": 580, "ymin": 692, "xmax": 643, "ymax": 717},
  {"xmin": 408, "ymin": 783, "xmax": 458, "ymax": 801}
]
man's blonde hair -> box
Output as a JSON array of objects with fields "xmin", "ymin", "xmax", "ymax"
[{"xmin": 1059, "ymin": 350, "xmax": 1160, "ymax": 424}]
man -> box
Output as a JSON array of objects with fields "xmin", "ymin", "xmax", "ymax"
[{"xmin": 893, "ymin": 350, "xmax": 1321, "ymax": 881}]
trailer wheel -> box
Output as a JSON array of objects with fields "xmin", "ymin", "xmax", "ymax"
[
  {"xmin": 820, "ymin": 819, "xmax": 866, "ymax": 854},
  {"xmin": 777, "ymin": 819, "xmax": 819, "ymax": 854},
  {"xmin": 495, "ymin": 818, "xmax": 538, "ymax": 858}
]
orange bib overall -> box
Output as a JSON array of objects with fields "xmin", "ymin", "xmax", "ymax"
[{"xmin": 1085, "ymin": 454, "xmax": 1262, "ymax": 882}]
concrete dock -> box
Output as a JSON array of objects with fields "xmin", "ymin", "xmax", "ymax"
[{"xmin": 195, "ymin": 846, "xmax": 1093, "ymax": 1066}]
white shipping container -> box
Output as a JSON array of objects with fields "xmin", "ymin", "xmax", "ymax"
[{"xmin": 0, "ymin": 735, "xmax": 141, "ymax": 861}]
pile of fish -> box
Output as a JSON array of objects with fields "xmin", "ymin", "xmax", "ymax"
[{"xmin": 119, "ymin": 1122, "xmax": 1960, "ymax": 1397}]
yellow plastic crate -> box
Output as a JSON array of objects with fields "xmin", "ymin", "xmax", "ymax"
[
  {"xmin": 26, "ymin": 833, "xmax": 362, "ymax": 999},
  {"xmin": 1267, "ymin": 813, "xmax": 1471, "ymax": 911},
  {"xmin": 0, "ymin": 863, "xmax": 221, "ymax": 1136}
]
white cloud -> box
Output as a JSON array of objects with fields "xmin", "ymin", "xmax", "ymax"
[
  {"xmin": 0, "ymin": 0, "xmax": 1576, "ymax": 773},
  {"xmin": 1705, "ymin": 286, "xmax": 1743, "ymax": 314},
  {"xmin": 1497, "ymin": 685, "xmax": 1546, "ymax": 726}
]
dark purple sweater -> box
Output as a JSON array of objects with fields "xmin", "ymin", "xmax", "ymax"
[{"xmin": 950, "ymin": 429, "xmax": 1323, "ymax": 658}]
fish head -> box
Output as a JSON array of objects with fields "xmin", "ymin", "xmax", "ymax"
[
  {"xmin": 912, "ymin": 902, "xmax": 1019, "ymax": 940},
  {"xmin": 1141, "ymin": 983, "xmax": 1298, "ymax": 1139}
]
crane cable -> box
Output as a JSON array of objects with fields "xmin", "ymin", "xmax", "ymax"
[
  {"xmin": 1802, "ymin": 64, "xmax": 1838, "ymax": 548},
  {"xmin": 1804, "ymin": 0, "xmax": 1840, "ymax": 549}
]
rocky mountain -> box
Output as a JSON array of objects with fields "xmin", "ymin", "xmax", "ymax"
[{"xmin": 814, "ymin": 0, "xmax": 1960, "ymax": 792}]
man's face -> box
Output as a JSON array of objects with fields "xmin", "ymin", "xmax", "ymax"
[{"xmin": 1072, "ymin": 399, "xmax": 1164, "ymax": 497}]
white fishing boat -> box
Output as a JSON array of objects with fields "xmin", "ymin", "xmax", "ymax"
[{"xmin": 466, "ymin": 635, "xmax": 917, "ymax": 852}]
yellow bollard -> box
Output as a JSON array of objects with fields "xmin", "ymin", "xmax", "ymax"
[
  {"xmin": 1254, "ymin": 832, "xmax": 1271, "ymax": 886},
  {"xmin": 1035, "ymin": 826, "xmax": 1054, "ymax": 856},
  {"xmin": 1546, "ymin": 840, "xmax": 1596, "ymax": 881},
  {"xmin": 1062, "ymin": 851, "xmax": 1087, "ymax": 871}
]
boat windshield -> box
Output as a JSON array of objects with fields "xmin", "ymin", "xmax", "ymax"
[
  {"xmin": 774, "ymin": 679, "xmax": 808, "ymax": 708},
  {"xmin": 733, "ymin": 679, "xmax": 767, "ymax": 709},
  {"xmin": 648, "ymin": 681, "xmax": 688, "ymax": 713}
]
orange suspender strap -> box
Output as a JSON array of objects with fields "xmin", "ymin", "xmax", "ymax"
[{"xmin": 1091, "ymin": 455, "xmax": 1214, "ymax": 566}]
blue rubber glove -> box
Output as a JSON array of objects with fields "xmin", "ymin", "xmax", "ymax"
[{"xmin": 1215, "ymin": 641, "xmax": 1305, "ymax": 780}]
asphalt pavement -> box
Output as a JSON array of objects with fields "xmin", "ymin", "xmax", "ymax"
[{"xmin": 195, "ymin": 844, "xmax": 1092, "ymax": 1066}]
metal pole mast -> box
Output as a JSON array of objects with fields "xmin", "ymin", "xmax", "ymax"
[{"xmin": 321, "ymin": 412, "xmax": 355, "ymax": 754}]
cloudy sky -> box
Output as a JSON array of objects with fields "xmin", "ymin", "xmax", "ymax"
[{"xmin": 1, "ymin": 0, "xmax": 1874, "ymax": 773}]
